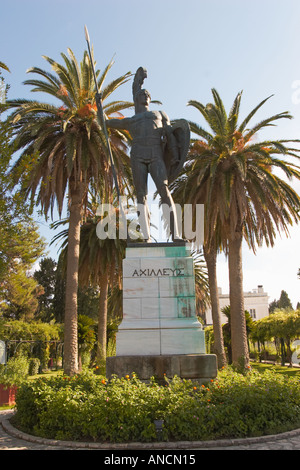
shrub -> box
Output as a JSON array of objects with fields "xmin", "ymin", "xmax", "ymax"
[
  {"xmin": 13, "ymin": 367, "xmax": 300, "ymax": 442},
  {"xmin": 0, "ymin": 356, "xmax": 29, "ymax": 388},
  {"xmin": 28, "ymin": 358, "xmax": 40, "ymax": 376}
]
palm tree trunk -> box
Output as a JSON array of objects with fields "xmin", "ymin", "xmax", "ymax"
[
  {"xmin": 97, "ymin": 270, "xmax": 109, "ymax": 369},
  {"xmin": 204, "ymin": 244, "xmax": 227, "ymax": 369},
  {"xmin": 63, "ymin": 183, "xmax": 84, "ymax": 376},
  {"xmin": 228, "ymin": 232, "xmax": 250, "ymax": 370}
]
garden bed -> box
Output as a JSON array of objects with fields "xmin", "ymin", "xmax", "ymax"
[{"xmin": 11, "ymin": 368, "xmax": 300, "ymax": 443}]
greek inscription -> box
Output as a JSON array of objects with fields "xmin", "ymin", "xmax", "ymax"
[{"xmin": 132, "ymin": 268, "xmax": 185, "ymax": 277}]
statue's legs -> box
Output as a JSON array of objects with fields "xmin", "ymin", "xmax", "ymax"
[
  {"xmin": 149, "ymin": 159, "xmax": 180, "ymax": 240},
  {"xmin": 131, "ymin": 158, "xmax": 151, "ymax": 240},
  {"xmin": 131, "ymin": 153, "xmax": 181, "ymax": 241}
]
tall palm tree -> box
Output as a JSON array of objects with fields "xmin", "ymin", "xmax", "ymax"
[
  {"xmin": 77, "ymin": 192, "xmax": 127, "ymax": 368},
  {"xmin": 6, "ymin": 49, "xmax": 132, "ymax": 375},
  {"xmin": 192, "ymin": 250, "xmax": 210, "ymax": 321},
  {"xmin": 203, "ymin": 234, "xmax": 227, "ymax": 368},
  {"xmin": 54, "ymin": 190, "xmax": 135, "ymax": 369},
  {"xmin": 171, "ymin": 172, "xmax": 227, "ymax": 368},
  {"xmin": 174, "ymin": 89, "xmax": 300, "ymax": 369}
]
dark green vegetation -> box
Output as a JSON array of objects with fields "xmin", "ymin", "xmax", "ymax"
[{"xmin": 12, "ymin": 367, "xmax": 300, "ymax": 443}]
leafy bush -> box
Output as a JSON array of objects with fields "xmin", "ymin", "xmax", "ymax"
[
  {"xmin": 0, "ymin": 356, "xmax": 29, "ymax": 387},
  {"xmin": 13, "ymin": 367, "xmax": 300, "ymax": 442},
  {"xmin": 28, "ymin": 358, "xmax": 40, "ymax": 376}
]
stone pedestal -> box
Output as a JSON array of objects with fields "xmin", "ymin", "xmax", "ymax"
[
  {"xmin": 106, "ymin": 354, "xmax": 217, "ymax": 384},
  {"xmin": 106, "ymin": 242, "xmax": 217, "ymax": 382}
]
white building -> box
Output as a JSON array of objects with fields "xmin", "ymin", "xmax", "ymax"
[{"xmin": 205, "ymin": 285, "xmax": 269, "ymax": 325}]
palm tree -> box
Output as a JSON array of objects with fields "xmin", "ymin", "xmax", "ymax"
[
  {"xmin": 189, "ymin": 250, "xmax": 210, "ymax": 322},
  {"xmin": 174, "ymin": 89, "xmax": 300, "ymax": 369},
  {"xmin": 7, "ymin": 49, "xmax": 132, "ymax": 375},
  {"xmin": 171, "ymin": 172, "xmax": 227, "ymax": 368},
  {"xmin": 203, "ymin": 236, "xmax": 227, "ymax": 368},
  {"xmin": 77, "ymin": 196, "xmax": 126, "ymax": 369},
  {"xmin": 52, "ymin": 188, "xmax": 138, "ymax": 369}
]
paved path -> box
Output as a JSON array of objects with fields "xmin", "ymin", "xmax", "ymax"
[{"xmin": 1, "ymin": 409, "xmax": 300, "ymax": 451}]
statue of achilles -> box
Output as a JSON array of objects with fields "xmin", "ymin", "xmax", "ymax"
[{"xmin": 106, "ymin": 67, "xmax": 190, "ymax": 242}]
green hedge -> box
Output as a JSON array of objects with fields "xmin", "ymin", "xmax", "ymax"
[
  {"xmin": 12, "ymin": 368, "xmax": 300, "ymax": 443},
  {"xmin": 0, "ymin": 356, "xmax": 29, "ymax": 387},
  {"xmin": 28, "ymin": 358, "xmax": 40, "ymax": 376}
]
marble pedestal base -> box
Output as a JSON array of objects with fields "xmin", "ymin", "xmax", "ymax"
[{"xmin": 107, "ymin": 242, "xmax": 217, "ymax": 381}]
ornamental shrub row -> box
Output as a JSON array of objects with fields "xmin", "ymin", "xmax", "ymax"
[{"xmin": 12, "ymin": 368, "xmax": 300, "ymax": 443}]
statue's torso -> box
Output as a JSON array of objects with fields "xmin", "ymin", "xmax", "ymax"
[{"xmin": 130, "ymin": 110, "xmax": 164, "ymax": 143}]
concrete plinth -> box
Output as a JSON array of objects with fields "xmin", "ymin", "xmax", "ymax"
[
  {"xmin": 107, "ymin": 242, "xmax": 217, "ymax": 383},
  {"xmin": 106, "ymin": 354, "xmax": 217, "ymax": 384},
  {"xmin": 116, "ymin": 242, "xmax": 206, "ymax": 356}
]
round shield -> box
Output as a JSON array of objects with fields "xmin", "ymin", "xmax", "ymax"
[{"xmin": 164, "ymin": 119, "xmax": 190, "ymax": 184}]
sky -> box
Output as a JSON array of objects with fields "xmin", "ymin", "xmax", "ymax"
[{"xmin": 1, "ymin": 0, "xmax": 300, "ymax": 307}]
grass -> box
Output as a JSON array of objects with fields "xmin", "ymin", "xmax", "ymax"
[
  {"xmin": 27, "ymin": 369, "xmax": 63, "ymax": 381},
  {"xmin": 0, "ymin": 405, "xmax": 12, "ymax": 410},
  {"xmin": 251, "ymin": 362, "xmax": 300, "ymax": 378}
]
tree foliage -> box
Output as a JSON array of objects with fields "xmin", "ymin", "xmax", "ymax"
[
  {"xmin": 6, "ymin": 50, "xmax": 132, "ymax": 218},
  {"xmin": 33, "ymin": 257, "xmax": 58, "ymax": 321},
  {"xmin": 5, "ymin": 49, "xmax": 133, "ymax": 375},
  {"xmin": 171, "ymin": 88, "xmax": 300, "ymax": 369},
  {"xmin": 269, "ymin": 290, "xmax": 293, "ymax": 312},
  {"xmin": 0, "ymin": 64, "xmax": 47, "ymax": 320},
  {"xmin": 250, "ymin": 309, "xmax": 300, "ymax": 365}
]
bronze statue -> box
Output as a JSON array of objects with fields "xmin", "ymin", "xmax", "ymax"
[{"xmin": 106, "ymin": 67, "xmax": 190, "ymax": 242}]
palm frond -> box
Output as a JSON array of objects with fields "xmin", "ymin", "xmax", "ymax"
[
  {"xmin": 0, "ymin": 61, "xmax": 10, "ymax": 72},
  {"xmin": 238, "ymin": 94, "xmax": 274, "ymax": 133},
  {"xmin": 211, "ymin": 88, "xmax": 227, "ymax": 131},
  {"xmin": 187, "ymin": 100, "xmax": 209, "ymax": 123},
  {"xmin": 188, "ymin": 120, "xmax": 213, "ymax": 141},
  {"xmin": 101, "ymin": 73, "xmax": 132, "ymax": 101},
  {"xmin": 226, "ymin": 91, "xmax": 242, "ymax": 135},
  {"xmin": 205, "ymin": 102, "xmax": 227, "ymax": 136},
  {"xmin": 244, "ymin": 112, "xmax": 292, "ymax": 142}
]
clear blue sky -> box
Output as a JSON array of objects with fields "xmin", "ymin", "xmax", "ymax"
[{"xmin": 1, "ymin": 0, "xmax": 300, "ymax": 307}]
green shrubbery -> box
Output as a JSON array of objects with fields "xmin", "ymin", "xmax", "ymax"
[
  {"xmin": 28, "ymin": 358, "xmax": 40, "ymax": 376},
  {"xmin": 12, "ymin": 367, "xmax": 300, "ymax": 443},
  {"xmin": 0, "ymin": 356, "xmax": 29, "ymax": 388}
]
